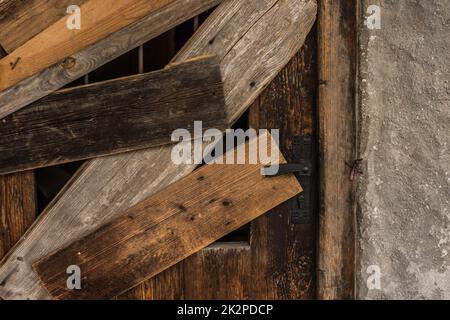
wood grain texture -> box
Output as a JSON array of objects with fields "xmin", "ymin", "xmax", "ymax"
[
  {"xmin": 0, "ymin": 0, "xmax": 174, "ymax": 92},
  {"xmin": 0, "ymin": 0, "xmax": 317, "ymax": 300},
  {"xmin": 174, "ymin": 0, "xmax": 317, "ymax": 124},
  {"xmin": 168, "ymin": 32, "xmax": 319, "ymax": 300},
  {"xmin": 0, "ymin": 0, "xmax": 222, "ymax": 120},
  {"xmin": 34, "ymin": 133, "xmax": 302, "ymax": 300},
  {"xmin": 0, "ymin": 172, "xmax": 36, "ymax": 262},
  {"xmin": 317, "ymin": 0, "xmax": 358, "ymax": 300},
  {"xmin": 0, "ymin": 57, "xmax": 226, "ymax": 175},
  {"xmin": 0, "ymin": 0, "xmax": 87, "ymax": 53}
]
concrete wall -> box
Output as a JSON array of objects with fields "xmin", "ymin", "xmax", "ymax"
[{"xmin": 358, "ymin": 0, "xmax": 450, "ymax": 299}]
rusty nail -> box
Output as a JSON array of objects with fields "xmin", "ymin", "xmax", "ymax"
[{"xmin": 9, "ymin": 57, "xmax": 21, "ymax": 70}]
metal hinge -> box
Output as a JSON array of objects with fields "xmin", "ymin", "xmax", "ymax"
[
  {"xmin": 262, "ymin": 134, "xmax": 314, "ymax": 224},
  {"xmin": 291, "ymin": 134, "xmax": 313, "ymax": 224}
]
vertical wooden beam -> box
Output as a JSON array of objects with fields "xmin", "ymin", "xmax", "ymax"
[
  {"xmin": 317, "ymin": 0, "xmax": 358, "ymax": 299},
  {"xmin": 0, "ymin": 172, "xmax": 36, "ymax": 260}
]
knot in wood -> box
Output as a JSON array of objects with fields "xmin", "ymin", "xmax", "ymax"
[{"xmin": 60, "ymin": 57, "xmax": 76, "ymax": 69}]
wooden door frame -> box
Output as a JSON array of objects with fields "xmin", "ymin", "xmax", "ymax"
[{"xmin": 317, "ymin": 0, "xmax": 359, "ymax": 299}]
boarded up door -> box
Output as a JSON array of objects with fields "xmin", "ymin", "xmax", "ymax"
[
  {"xmin": 1, "ymin": 0, "xmax": 358, "ymax": 300},
  {"xmin": 114, "ymin": 16, "xmax": 318, "ymax": 300}
]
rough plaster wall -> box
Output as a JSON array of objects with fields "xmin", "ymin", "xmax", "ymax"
[{"xmin": 358, "ymin": 0, "xmax": 450, "ymax": 299}]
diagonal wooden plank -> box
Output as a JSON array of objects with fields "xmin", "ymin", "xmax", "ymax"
[
  {"xmin": 0, "ymin": 0, "xmax": 175, "ymax": 92},
  {"xmin": 0, "ymin": 0, "xmax": 222, "ymax": 120},
  {"xmin": 34, "ymin": 132, "xmax": 302, "ymax": 300},
  {"xmin": 0, "ymin": 0, "xmax": 88, "ymax": 53},
  {"xmin": 0, "ymin": 0, "xmax": 317, "ymax": 300},
  {"xmin": 0, "ymin": 57, "xmax": 225, "ymax": 175}
]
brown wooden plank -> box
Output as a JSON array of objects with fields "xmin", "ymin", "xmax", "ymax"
[
  {"xmin": 0, "ymin": 172, "xmax": 36, "ymax": 262},
  {"xmin": 0, "ymin": 0, "xmax": 222, "ymax": 120},
  {"xmin": 0, "ymin": 0, "xmax": 316, "ymax": 300},
  {"xmin": 317, "ymin": 0, "xmax": 358, "ymax": 300},
  {"xmin": 34, "ymin": 132, "xmax": 302, "ymax": 300},
  {"xmin": 0, "ymin": 57, "xmax": 226, "ymax": 175},
  {"xmin": 115, "ymin": 263, "xmax": 185, "ymax": 300},
  {"xmin": 0, "ymin": 0, "xmax": 175, "ymax": 92},
  {"xmin": 0, "ymin": 0, "xmax": 88, "ymax": 53}
]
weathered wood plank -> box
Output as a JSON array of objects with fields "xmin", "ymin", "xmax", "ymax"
[
  {"xmin": 317, "ymin": 0, "xmax": 358, "ymax": 299},
  {"xmin": 0, "ymin": 173, "xmax": 36, "ymax": 262},
  {"xmin": 0, "ymin": 57, "xmax": 225, "ymax": 175},
  {"xmin": 0, "ymin": 0, "xmax": 317, "ymax": 300},
  {"xmin": 0, "ymin": 0, "xmax": 175, "ymax": 92},
  {"xmin": 34, "ymin": 132, "xmax": 302, "ymax": 300},
  {"xmin": 0, "ymin": 0, "xmax": 222, "ymax": 120},
  {"xmin": 0, "ymin": 0, "xmax": 88, "ymax": 53}
]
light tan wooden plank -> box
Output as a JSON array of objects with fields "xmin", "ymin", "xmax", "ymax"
[
  {"xmin": 0, "ymin": 0, "xmax": 317, "ymax": 300},
  {"xmin": 34, "ymin": 132, "xmax": 301, "ymax": 300},
  {"xmin": 0, "ymin": 0, "xmax": 88, "ymax": 53},
  {"xmin": 0, "ymin": 0, "xmax": 173, "ymax": 92},
  {"xmin": 0, "ymin": 0, "xmax": 221, "ymax": 120}
]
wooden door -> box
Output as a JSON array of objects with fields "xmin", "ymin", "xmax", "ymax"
[
  {"xmin": 19, "ymin": 11, "xmax": 317, "ymax": 300},
  {"xmin": 117, "ymin": 16, "xmax": 318, "ymax": 301},
  {"xmin": 0, "ymin": 0, "xmax": 357, "ymax": 300}
]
